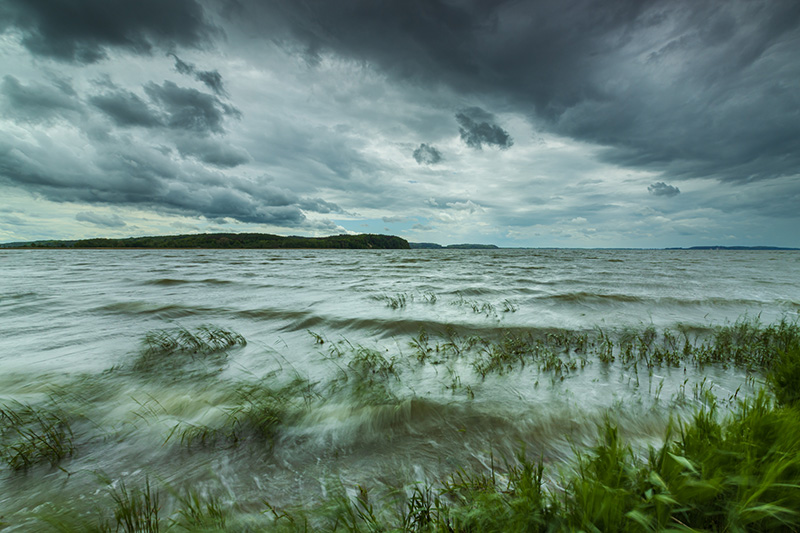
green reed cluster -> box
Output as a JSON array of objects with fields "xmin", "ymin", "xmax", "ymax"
[
  {"xmin": 167, "ymin": 375, "xmax": 314, "ymax": 449},
  {"xmin": 406, "ymin": 318, "xmax": 800, "ymax": 383},
  {"xmin": 0, "ymin": 400, "xmax": 75, "ymax": 470},
  {"xmin": 132, "ymin": 325, "xmax": 246, "ymax": 373}
]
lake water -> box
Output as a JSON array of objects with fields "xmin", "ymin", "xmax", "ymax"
[{"xmin": 1, "ymin": 249, "xmax": 799, "ymax": 527}]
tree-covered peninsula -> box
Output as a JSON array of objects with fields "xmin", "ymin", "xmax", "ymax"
[{"xmin": 6, "ymin": 233, "xmax": 410, "ymax": 249}]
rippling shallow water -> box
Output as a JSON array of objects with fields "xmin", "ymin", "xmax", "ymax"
[{"xmin": 1, "ymin": 249, "xmax": 798, "ymax": 528}]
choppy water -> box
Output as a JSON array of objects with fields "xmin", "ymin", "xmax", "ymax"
[{"xmin": 1, "ymin": 248, "xmax": 799, "ymax": 527}]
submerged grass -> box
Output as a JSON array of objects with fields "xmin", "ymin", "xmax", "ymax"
[
  {"xmin": 263, "ymin": 391, "xmax": 800, "ymax": 532},
  {"xmin": 132, "ymin": 325, "xmax": 246, "ymax": 373},
  {"xmin": 0, "ymin": 400, "xmax": 75, "ymax": 470},
  {"xmin": 10, "ymin": 319, "xmax": 800, "ymax": 531},
  {"xmin": 167, "ymin": 375, "xmax": 316, "ymax": 449}
]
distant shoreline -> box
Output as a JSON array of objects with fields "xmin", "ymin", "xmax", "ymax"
[
  {"xmin": 0, "ymin": 233, "xmax": 796, "ymax": 251},
  {"xmin": 0, "ymin": 233, "xmax": 410, "ymax": 250}
]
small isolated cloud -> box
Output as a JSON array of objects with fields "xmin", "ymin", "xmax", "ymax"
[
  {"xmin": 413, "ymin": 143, "xmax": 442, "ymax": 165},
  {"xmin": 382, "ymin": 215, "xmax": 408, "ymax": 223},
  {"xmin": 412, "ymin": 223, "xmax": 433, "ymax": 231},
  {"xmin": 648, "ymin": 182, "xmax": 681, "ymax": 197},
  {"xmin": 75, "ymin": 211, "xmax": 127, "ymax": 228},
  {"xmin": 456, "ymin": 107, "xmax": 513, "ymax": 150}
]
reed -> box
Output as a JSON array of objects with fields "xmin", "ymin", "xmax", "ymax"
[
  {"xmin": 169, "ymin": 375, "xmax": 315, "ymax": 448},
  {"xmin": 0, "ymin": 400, "xmax": 75, "ymax": 470},
  {"xmin": 109, "ymin": 478, "xmax": 161, "ymax": 533},
  {"xmin": 132, "ymin": 325, "xmax": 246, "ymax": 373},
  {"xmin": 171, "ymin": 487, "xmax": 228, "ymax": 531}
]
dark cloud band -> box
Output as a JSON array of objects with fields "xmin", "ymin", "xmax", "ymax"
[
  {"xmin": 0, "ymin": 0, "xmax": 217, "ymax": 63},
  {"xmin": 231, "ymin": 0, "xmax": 800, "ymax": 183}
]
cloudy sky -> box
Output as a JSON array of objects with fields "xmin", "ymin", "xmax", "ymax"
[{"xmin": 1, "ymin": 0, "xmax": 798, "ymax": 247}]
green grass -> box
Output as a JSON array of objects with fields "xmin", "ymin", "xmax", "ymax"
[
  {"xmin": 0, "ymin": 400, "xmax": 75, "ymax": 470},
  {"xmin": 131, "ymin": 325, "xmax": 246, "ymax": 373},
  {"xmin": 109, "ymin": 478, "xmax": 162, "ymax": 533},
  {"xmin": 167, "ymin": 375, "xmax": 316, "ymax": 449}
]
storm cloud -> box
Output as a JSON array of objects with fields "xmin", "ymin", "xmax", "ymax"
[
  {"xmin": 170, "ymin": 54, "xmax": 227, "ymax": 96},
  {"xmin": 89, "ymin": 89, "xmax": 163, "ymax": 128},
  {"xmin": 1, "ymin": 0, "xmax": 798, "ymax": 247},
  {"xmin": 0, "ymin": 0, "xmax": 216, "ymax": 63},
  {"xmin": 648, "ymin": 182, "xmax": 681, "ymax": 198},
  {"xmin": 143, "ymin": 81, "xmax": 240, "ymax": 134},
  {"xmin": 413, "ymin": 143, "xmax": 442, "ymax": 165},
  {"xmin": 456, "ymin": 108, "xmax": 513, "ymax": 150},
  {"xmin": 232, "ymin": 0, "xmax": 800, "ymax": 183},
  {"xmin": 1, "ymin": 75, "xmax": 81, "ymax": 122},
  {"xmin": 76, "ymin": 211, "xmax": 127, "ymax": 228}
]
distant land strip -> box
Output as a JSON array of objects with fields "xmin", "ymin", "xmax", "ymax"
[
  {"xmin": 0, "ymin": 233, "xmax": 411, "ymax": 250},
  {"xmin": 1, "ymin": 235, "xmax": 794, "ymax": 250}
]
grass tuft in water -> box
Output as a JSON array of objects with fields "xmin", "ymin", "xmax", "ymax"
[
  {"xmin": 132, "ymin": 325, "xmax": 246, "ymax": 373},
  {"xmin": 109, "ymin": 478, "xmax": 161, "ymax": 533},
  {"xmin": 169, "ymin": 375, "xmax": 315, "ymax": 448},
  {"xmin": 171, "ymin": 487, "xmax": 228, "ymax": 531},
  {"xmin": 0, "ymin": 400, "xmax": 75, "ymax": 470}
]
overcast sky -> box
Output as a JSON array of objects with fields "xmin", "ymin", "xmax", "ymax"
[{"xmin": 1, "ymin": 0, "xmax": 798, "ymax": 247}]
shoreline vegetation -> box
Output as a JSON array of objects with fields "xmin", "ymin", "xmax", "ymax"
[
  {"xmin": 0, "ymin": 233, "xmax": 411, "ymax": 250},
  {"xmin": 3, "ymin": 318, "xmax": 800, "ymax": 531}
]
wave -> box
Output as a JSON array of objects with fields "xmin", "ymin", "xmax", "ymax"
[
  {"xmin": 1, "ymin": 291, "xmax": 38, "ymax": 301},
  {"xmin": 282, "ymin": 396, "xmax": 677, "ymax": 459},
  {"xmin": 97, "ymin": 301, "xmax": 222, "ymax": 317},
  {"xmin": 144, "ymin": 277, "xmax": 235, "ymax": 286},
  {"xmin": 544, "ymin": 292, "xmax": 644, "ymax": 304},
  {"xmin": 539, "ymin": 292, "xmax": 771, "ymax": 308}
]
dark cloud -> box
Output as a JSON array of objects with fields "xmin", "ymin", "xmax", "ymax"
[
  {"xmin": 1, "ymin": 75, "xmax": 81, "ymax": 122},
  {"xmin": 0, "ymin": 0, "xmax": 217, "ymax": 63},
  {"xmin": 170, "ymin": 54, "xmax": 195, "ymax": 76},
  {"xmin": 87, "ymin": 81, "xmax": 247, "ymax": 166},
  {"xmin": 144, "ymin": 81, "xmax": 240, "ymax": 134},
  {"xmin": 89, "ymin": 89, "xmax": 163, "ymax": 127},
  {"xmin": 413, "ymin": 143, "xmax": 442, "ymax": 164},
  {"xmin": 298, "ymin": 198, "xmax": 342, "ymax": 214},
  {"xmin": 170, "ymin": 54, "xmax": 227, "ymax": 96},
  {"xmin": 173, "ymin": 136, "xmax": 250, "ymax": 168},
  {"xmin": 75, "ymin": 211, "xmax": 127, "ymax": 228},
  {"xmin": 648, "ymin": 182, "xmax": 681, "ymax": 198},
  {"xmin": 455, "ymin": 108, "xmax": 513, "ymax": 150},
  {"xmin": 232, "ymin": 0, "xmax": 800, "ymax": 183},
  {"xmin": 0, "ymin": 133, "xmax": 318, "ymax": 227},
  {"xmin": 195, "ymin": 70, "xmax": 225, "ymax": 96}
]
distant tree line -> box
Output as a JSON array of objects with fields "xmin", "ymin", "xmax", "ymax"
[{"xmin": 17, "ymin": 233, "xmax": 411, "ymax": 249}]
